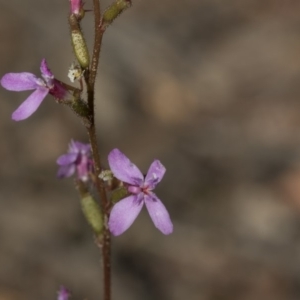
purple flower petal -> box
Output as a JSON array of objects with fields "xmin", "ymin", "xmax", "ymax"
[
  {"xmin": 108, "ymin": 194, "xmax": 144, "ymax": 236},
  {"xmin": 57, "ymin": 140, "xmax": 93, "ymax": 181},
  {"xmin": 57, "ymin": 286, "xmax": 70, "ymax": 300},
  {"xmin": 57, "ymin": 164, "xmax": 76, "ymax": 178},
  {"xmin": 40, "ymin": 59, "xmax": 54, "ymax": 82},
  {"xmin": 144, "ymin": 193, "xmax": 173, "ymax": 235},
  {"xmin": 69, "ymin": 140, "xmax": 91, "ymax": 154},
  {"xmin": 76, "ymin": 155, "xmax": 90, "ymax": 181},
  {"xmin": 1, "ymin": 72, "xmax": 39, "ymax": 91},
  {"xmin": 144, "ymin": 160, "xmax": 166, "ymax": 189},
  {"xmin": 108, "ymin": 149, "xmax": 144, "ymax": 185},
  {"xmin": 57, "ymin": 153, "xmax": 78, "ymax": 166},
  {"xmin": 12, "ymin": 88, "xmax": 49, "ymax": 121}
]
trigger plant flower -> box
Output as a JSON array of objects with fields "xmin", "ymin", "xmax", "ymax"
[
  {"xmin": 108, "ymin": 149, "xmax": 173, "ymax": 236},
  {"xmin": 57, "ymin": 140, "xmax": 93, "ymax": 182},
  {"xmin": 57, "ymin": 286, "xmax": 71, "ymax": 300},
  {"xmin": 1, "ymin": 59, "xmax": 69, "ymax": 121}
]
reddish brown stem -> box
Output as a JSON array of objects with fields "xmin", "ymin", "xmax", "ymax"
[{"xmin": 84, "ymin": 1, "xmax": 111, "ymax": 299}]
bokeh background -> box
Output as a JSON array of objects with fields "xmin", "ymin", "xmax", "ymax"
[{"xmin": 1, "ymin": 0, "xmax": 300, "ymax": 299}]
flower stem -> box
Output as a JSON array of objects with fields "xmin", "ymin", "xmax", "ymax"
[
  {"xmin": 84, "ymin": 1, "xmax": 111, "ymax": 299},
  {"xmin": 89, "ymin": 0, "xmax": 104, "ymax": 90},
  {"xmin": 87, "ymin": 124, "xmax": 111, "ymax": 300}
]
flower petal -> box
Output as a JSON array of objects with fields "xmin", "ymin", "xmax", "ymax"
[
  {"xmin": 144, "ymin": 159, "xmax": 166, "ymax": 189},
  {"xmin": 69, "ymin": 140, "xmax": 91, "ymax": 154},
  {"xmin": 108, "ymin": 149, "xmax": 144, "ymax": 185},
  {"xmin": 76, "ymin": 155, "xmax": 90, "ymax": 181},
  {"xmin": 57, "ymin": 153, "xmax": 78, "ymax": 165},
  {"xmin": 40, "ymin": 59, "xmax": 54, "ymax": 81},
  {"xmin": 57, "ymin": 164, "xmax": 76, "ymax": 179},
  {"xmin": 1, "ymin": 72, "xmax": 40, "ymax": 91},
  {"xmin": 145, "ymin": 193, "xmax": 173, "ymax": 235},
  {"xmin": 12, "ymin": 88, "xmax": 49, "ymax": 121},
  {"xmin": 108, "ymin": 194, "xmax": 144, "ymax": 236}
]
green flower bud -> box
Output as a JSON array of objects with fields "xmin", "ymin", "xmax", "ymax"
[
  {"xmin": 69, "ymin": 14, "xmax": 90, "ymax": 69},
  {"xmin": 81, "ymin": 194, "xmax": 103, "ymax": 235},
  {"xmin": 102, "ymin": 0, "xmax": 132, "ymax": 30}
]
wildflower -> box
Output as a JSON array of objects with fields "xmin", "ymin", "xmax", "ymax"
[
  {"xmin": 57, "ymin": 286, "xmax": 70, "ymax": 300},
  {"xmin": 108, "ymin": 149, "xmax": 173, "ymax": 236},
  {"xmin": 1, "ymin": 59, "xmax": 69, "ymax": 121},
  {"xmin": 57, "ymin": 140, "xmax": 93, "ymax": 182}
]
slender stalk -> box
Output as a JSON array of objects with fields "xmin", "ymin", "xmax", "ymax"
[
  {"xmin": 87, "ymin": 124, "xmax": 111, "ymax": 300},
  {"xmin": 83, "ymin": 1, "xmax": 111, "ymax": 299},
  {"xmin": 89, "ymin": 0, "xmax": 104, "ymax": 90}
]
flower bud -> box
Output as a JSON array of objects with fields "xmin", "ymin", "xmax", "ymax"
[
  {"xmin": 70, "ymin": 0, "xmax": 85, "ymax": 20},
  {"xmin": 102, "ymin": 0, "xmax": 132, "ymax": 30},
  {"xmin": 69, "ymin": 14, "xmax": 90, "ymax": 69},
  {"xmin": 80, "ymin": 194, "xmax": 103, "ymax": 235}
]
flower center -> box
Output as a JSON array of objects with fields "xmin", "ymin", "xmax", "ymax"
[{"xmin": 128, "ymin": 185, "xmax": 150, "ymax": 195}]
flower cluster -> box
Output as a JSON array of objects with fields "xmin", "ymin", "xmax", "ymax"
[
  {"xmin": 57, "ymin": 140, "xmax": 93, "ymax": 182},
  {"xmin": 0, "ymin": 59, "xmax": 69, "ymax": 121},
  {"xmin": 108, "ymin": 149, "xmax": 173, "ymax": 235},
  {"xmin": 1, "ymin": 4, "xmax": 173, "ymax": 238}
]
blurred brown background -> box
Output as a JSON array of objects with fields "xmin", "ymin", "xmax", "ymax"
[{"xmin": 1, "ymin": 0, "xmax": 300, "ymax": 299}]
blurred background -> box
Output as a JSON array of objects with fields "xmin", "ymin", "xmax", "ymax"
[{"xmin": 1, "ymin": 0, "xmax": 300, "ymax": 299}]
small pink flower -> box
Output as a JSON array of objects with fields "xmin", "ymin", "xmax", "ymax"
[
  {"xmin": 57, "ymin": 286, "xmax": 70, "ymax": 300},
  {"xmin": 108, "ymin": 149, "xmax": 173, "ymax": 236},
  {"xmin": 57, "ymin": 140, "xmax": 93, "ymax": 182},
  {"xmin": 1, "ymin": 59, "xmax": 69, "ymax": 121}
]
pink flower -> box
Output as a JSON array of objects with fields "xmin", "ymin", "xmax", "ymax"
[
  {"xmin": 57, "ymin": 140, "xmax": 93, "ymax": 182},
  {"xmin": 108, "ymin": 149, "xmax": 173, "ymax": 236},
  {"xmin": 57, "ymin": 286, "xmax": 70, "ymax": 300},
  {"xmin": 1, "ymin": 59, "xmax": 69, "ymax": 121}
]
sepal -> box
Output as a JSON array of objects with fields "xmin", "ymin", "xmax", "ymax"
[{"xmin": 111, "ymin": 186, "xmax": 129, "ymax": 204}]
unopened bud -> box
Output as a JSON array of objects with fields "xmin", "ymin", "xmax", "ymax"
[
  {"xmin": 102, "ymin": 0, "xmax": 132, "ymax": 30},
  {"xmin": 69, "ymin": 15, "xmax": 90, "ymax": 69},
  {"xmin": 70, "ymin": 0, "xmax": 85, "ymax": 20},
  {"xmin": 81, "ymin": 194, "xmax": 103, "ymax": 235}
]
